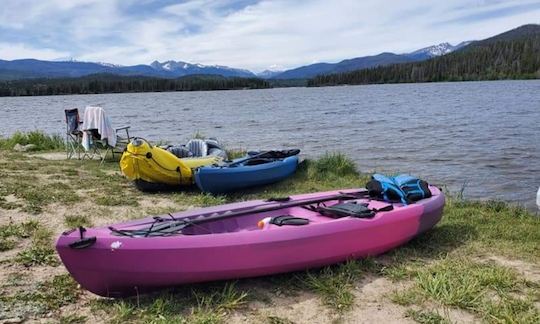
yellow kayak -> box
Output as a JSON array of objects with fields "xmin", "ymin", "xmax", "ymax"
[{"xmin": 120, "ymin": 139, "xmax": 221, "ymax": 186}]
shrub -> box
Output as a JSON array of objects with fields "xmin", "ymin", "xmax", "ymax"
[{"xmin": 0, "ymin": 130, "xmax": 64, "ymax": 151}]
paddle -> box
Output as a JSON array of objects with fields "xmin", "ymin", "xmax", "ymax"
[
  {"xmin": 110, "ymin": 190, "xmax": 369, "ymax": 236},
  {"xmin": 227, "ymin": 149, "xmax": 300, "ymax": 167}
]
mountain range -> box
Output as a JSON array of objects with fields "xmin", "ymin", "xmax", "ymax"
[
  {"xmin": 0, "ymin": 59, "xmax": 256, "ymax": 81},
  {"xmin": 0, "ymin": 25, "xmax": 536, "ymax": 81},
  {"xmin": 308, "ymin": 24, "xmax": 540, "ymax": 86},
  {"xmin": 0, "ymin": 41, "xmax": 473, "ymax": 81},
  {"xmin": 269, "ymin": 42, "xmax": 471, "ymax": 79},
  {"xmin": 2, "ymin": 25, "xmax": 538, "ymax": 97}
]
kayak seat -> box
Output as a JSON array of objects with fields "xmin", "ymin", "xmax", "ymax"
[
  {"xmin": 244, "ymin": 158, "xmax": 275, "ymax": 166},
  {"xmin": 315, "ymin": 202, "xmax": 393, "ymax": 219}
]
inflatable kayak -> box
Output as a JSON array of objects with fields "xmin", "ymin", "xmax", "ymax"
[
  {"xmin": 195, "ymin": 150, "xmax": 300, "ymax": 194},
  {"xmin": 120, "ymin": 138, "xmax": 222, "ymax": 188},
  {"xmin": 56, "ymin": 186, "xmax": 445, "ymax": 297}
]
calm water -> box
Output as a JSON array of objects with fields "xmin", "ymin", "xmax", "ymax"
[{"xmin": 1, "ymin": 80, "xmax": 539, "ymax": 209}]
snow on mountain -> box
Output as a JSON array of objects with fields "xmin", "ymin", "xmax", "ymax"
[
  {"xmin": 257, "ymin": 70, "xmax": 284, "ymax": 78},
  {"xmin": 149, "ymin": 60, "xmax": 256, "ymax": 78},
  {"xmin": 97, "ymin": 62, "xmax": 123, "ymax": 68},
  {"xmin": 407, "ymin": 41, "xmax": 472, "ymax": 59},
  {"xmin": 162, "ymin": 62, "xmax": 172, "ymax": 70}
]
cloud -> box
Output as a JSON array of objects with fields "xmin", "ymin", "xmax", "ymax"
[
  {"xmin": 0, "ymin": 43, "xmax": 69, "ymax": 60},
  {"xmin": 0, "ymin": 0, "xmax": 539, "ymax": 71}
]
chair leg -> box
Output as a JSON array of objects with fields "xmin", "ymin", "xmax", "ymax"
[
  {"xmin": 66, "ymin": 135, "xmax": 80, "ymax": 160},
  {"xmin": 77, "ymin": 137, "xmax": 81, "ymax": 160},
  {"xmin": 66, "ymin": 135, "xmax": 70, "ymax": 159},
  {"xmin": 100, "ymin": 147, "xmax": 111, "ymax": 166}
]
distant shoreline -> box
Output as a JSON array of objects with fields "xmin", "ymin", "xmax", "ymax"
[{"xmin": 1, "ymin": 75, "xmax": 539, "ymax": 97}]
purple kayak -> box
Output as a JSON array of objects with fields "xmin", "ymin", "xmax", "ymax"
[{"xmin": 56, "ymin": 187, "xmax": 444, "ymax": 297}]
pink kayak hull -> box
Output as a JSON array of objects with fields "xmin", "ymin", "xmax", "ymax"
[{"xmin": 56, "ymin": 187, "xmax": 444, "ymax": 297}]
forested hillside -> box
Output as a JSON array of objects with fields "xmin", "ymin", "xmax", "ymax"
[
  {"xmin": 0, "ymin": 74, "xmax": 270, "ymax": 96},
  {"xmin": 308, "ymin": 25, "xmax": 540, "ymax": 86}
]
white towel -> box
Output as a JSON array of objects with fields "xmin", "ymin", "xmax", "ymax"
[{"xmin": 81, "ymin": 106, "xmax": 117, "ymax": 151}]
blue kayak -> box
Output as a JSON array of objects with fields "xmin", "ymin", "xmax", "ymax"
[{"xmin": 194, "ymin": 150, "xmax": 300, "ymax": 194}]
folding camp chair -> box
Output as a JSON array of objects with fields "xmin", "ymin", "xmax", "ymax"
[
  {"xmin": 81, "ymin": 106, "xmax": 131, "ymax": 165},
  {"xmin": 86, "ymin": 126, "xmax": 131, "ymax": 165},
  {"xmin": 64, "ymin": 108, "xmax": 85, "ymax": 159}
]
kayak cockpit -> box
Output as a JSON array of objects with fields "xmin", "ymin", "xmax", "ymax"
[{"xmin": 109, "ymin": 198, "xmax": 398, "ymax": 236}]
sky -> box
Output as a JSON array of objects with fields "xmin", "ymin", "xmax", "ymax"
[{"xmin": 0, "ymin": 0, "xmax": 539, "ymax": 72}]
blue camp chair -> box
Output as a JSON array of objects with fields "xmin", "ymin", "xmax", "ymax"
[{"xmin": 64, "ymin": 108, "xmax": 84, "ymax": 159}]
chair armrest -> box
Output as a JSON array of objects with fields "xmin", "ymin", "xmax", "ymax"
[{"xmin": 115, "ymin": 126, "xmax": 130, "ymax": 131}]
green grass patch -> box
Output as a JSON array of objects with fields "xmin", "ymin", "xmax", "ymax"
[
  {"xmin": 390, "ymin": 288, "xmax": 426, "ymax": 306},
  {"xmin": 1, "ymin": 180, "xmax": 80, "ymax": 214},
  {"xmin": 309, "ymin": 152, "xmax": 359, "ymax": 180},
  {"xmin": 405, "ymin": 309, "xmax": 450, "ymax": 324},
  {"xmin": 94, "ymin": 282, "xmax": 248, "ymax": 324},
  {"xmin": 0, "ymin": 238, "xmax": 16, "ymax": 251},
  {"xmin": 15, "ymin": 245, "xmax": 59, "ymax": 267},
  {"xmin": 482, "ymin": 294, "xmax": 540, "ymax": 323},
  {"xmin": 0, "ymin": 220, "xmax": 40, "ymax": 251},
  {"xmin": 445, "ymin": 199, "xmax": 540, "ymax": 260},
  {"xmin": 14, "ymin": 274, "xmax": 81, "ymax": 313},
  {"xmin": 226, "ymin": 149, "xmax": 247, "ymax": 160},
  {"xmin": 0, "ymin": 130, "xmax": 64, "ymax": 151},
  {"xmin": 302, "ymin": 260, "xmax": 364, "ymax": 312},
  {"xmin": 395, "ymin": 257, "xmax": 539, "ymax": 322},
  {"xmin": 381, "ymin": 197, "xmax": 540, "ymax": 285},
  {"xmin": 64, "ymin": 214, "xmax": 93, "ymax": 228},
  {"xmin": 172, "ymin": 192, "xmax": 227, "ymax": 207},
  {"xmin": 266, "ymin": 316, "xmax": 296, "ymax": 324},
  {"xmin": 58, "ymin": 314, "xmax": 88, "ymax": 324},
  {"xmin": 15, "ymin": 225, "xmax": 59, "ymax": 267}
]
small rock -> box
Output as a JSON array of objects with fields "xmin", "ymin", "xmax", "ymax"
[
  {"xmin": 12, "ymin": 143, "xmax": 36, "ymax": 152},
  {"xmin": 2, "ymin": 318, "xmax": 24, "ymax": 324},
  {"xmin": 24, "ymin": 144, "xmax": 37, "ymax": 151}
]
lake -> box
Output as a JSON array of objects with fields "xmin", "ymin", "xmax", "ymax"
[{"xmin": 1, "ymin": 80, "xmax": 539, "ymax": 209}]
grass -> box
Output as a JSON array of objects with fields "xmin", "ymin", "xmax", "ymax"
[
  {"xmin": 309, "ymin": 152, "xmax": 358, "ymax": 180},
  {"xmin": 405, "ymin": 309, "xmax": 450, "ymax": 324},
  {"xmin": 267, "ymin": 316, "xmax": 296, "ymax": 324},
  {"xmin": 93, "ymin": 282, "xmax": 248, "ymax": 324},
  {"xmin": 58, "ymin": 314, "xmax": 88, "ymax": 324},
  {"xmin": 13, "ymin": 274, "xmax": 81, "ymax": 313},
  {"xmin": 226, "ymin": 149, "xmax": 247, "ymax": 160},
  {"xmin": 392, "ymin": 257, "xmax": 539, "ymax": 323},
  {"xmin": 302, "ymin": 260, "xmax": 363, "ymax": 312},
  {"xmin": 0, "ymin": 130, "xmax": 65, "ymax": 151},
  {"xmin": 15, "ymin": 224, "xmax": 59, "ymax": 267},
  {"xmin": 0, "ymin": 146, "xmax": 539, "ymax": 323},
  {"xmin": 0, "ymin": 220, "xmax": 40, "ymax": 251},
  {"xmin": 0, "ymin": 180, "xmax": 80, "ymax": 214},
  {"xmin": 64, "ymin": 214, "xmax": 93, "ymax": 228}
]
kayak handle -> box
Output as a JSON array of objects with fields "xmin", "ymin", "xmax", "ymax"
[
  {"xmin": 68, "ymin": 226, "xmax": 97, "ymax": 249},
  {"xmin": 69, "ymin": 237, "xmax": 97, "ymax": 249}
]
